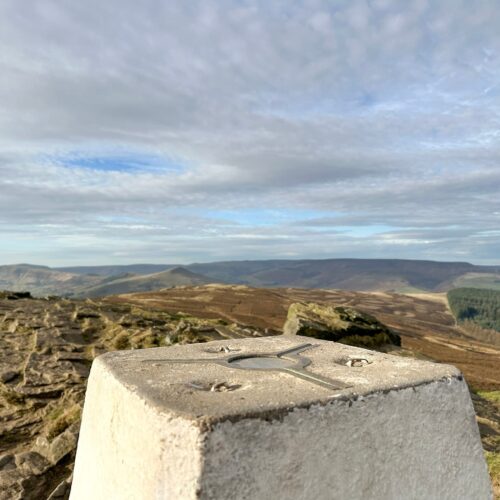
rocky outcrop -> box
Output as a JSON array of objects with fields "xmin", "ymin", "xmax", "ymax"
[
  {"xmin": 283, "ymin": 302, "xmax": 401, "ymax": 348},
  {"xmin": 0, "ymin": 291, "xmax": 32, "ymax": 300}
]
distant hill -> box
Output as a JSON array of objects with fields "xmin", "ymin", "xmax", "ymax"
[
  {"xmin": 0, "ymin": 264, "xmax": 102, "ymax": 296},
  {"xmin": 77, "ymin": 267, "xmax": 214, "ymax": 297},
  {"xmin": 56, "ymin": 264, "xmax": 175, "ymax": 276},
  {"xmin": 2, "ymin": 259, "xmax": 500, "ymax": 296},
  {"xmin": 450, "ymin": 272, "xmax": 500, "ymax": 291},
  {"xmin": 187, "ymin": 258, "xmax": 500, "ymax": 292}
]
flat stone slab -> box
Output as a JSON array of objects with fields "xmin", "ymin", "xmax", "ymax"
[{"xmin": 71, "ymin": 337, "xmax": 492, "ymax": 500}]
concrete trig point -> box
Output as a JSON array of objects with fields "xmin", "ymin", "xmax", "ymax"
[{"xmin": 71, "ymin": 336, "xmax": 492, "ymax": 500}]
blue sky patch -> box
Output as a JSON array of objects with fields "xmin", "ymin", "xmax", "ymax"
[{"xmin": 47, "ymin": 151, "xmax": 186, "ymax": 173}]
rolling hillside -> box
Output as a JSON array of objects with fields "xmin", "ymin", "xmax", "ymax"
[
  {"xmin": 77, "ymin": 267, "xmax": 214, "ymax": 297},
  {"xmin": 187, "ymin": 258, "xmax": 492, "ymax": 291},
  {"xmin": 56, "ymin": 264, "xmax": 174, "ymax": 276},
  {"xmin": 0, "ymin": 264, "xmax": 102, "ymax": 296},
  {"xmin": 2, "ymin": 259, "xmax": 500, "ymax": 297}
]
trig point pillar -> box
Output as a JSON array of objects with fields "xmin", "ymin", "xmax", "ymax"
[{"xmin": 70, "ymin": 336, "xmax": 492, "ymax": 500}]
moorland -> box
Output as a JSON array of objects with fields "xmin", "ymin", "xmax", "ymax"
[{"xmin": 0, "ymin": 284, "xmax": 498, "ymax": 498}]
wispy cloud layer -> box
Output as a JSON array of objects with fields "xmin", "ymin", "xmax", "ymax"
[{"xmin": 1, "ymin": 0, "xmax": 499, "ymax": 265}]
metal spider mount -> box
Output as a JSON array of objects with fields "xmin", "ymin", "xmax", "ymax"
[{"xmin": 143, "ymin": 343, "xmax": 350, "ymax": 391}]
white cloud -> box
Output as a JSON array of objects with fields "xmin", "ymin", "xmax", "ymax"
[{"xmin": 0, "ymin": 0, "xmax": 500, "ymax": 265}]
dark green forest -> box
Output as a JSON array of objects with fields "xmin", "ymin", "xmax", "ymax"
[{"xmin": 448, "ymin": 287, "xmax": 500, "ymax": 332}]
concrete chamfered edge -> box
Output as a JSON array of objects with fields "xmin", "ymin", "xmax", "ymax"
[{"xmin": 91, "ymin": 335, "xmax": 464, "ymax": 428}]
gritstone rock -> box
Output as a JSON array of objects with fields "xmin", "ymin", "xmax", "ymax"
[{"xmin": 283, "ymin": 302, "xmax": 401, "ymax": 347}]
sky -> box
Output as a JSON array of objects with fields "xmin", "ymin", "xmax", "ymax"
[{"xmin": 1, "ymin": 0, "xmax": 499, "ymax": 266}]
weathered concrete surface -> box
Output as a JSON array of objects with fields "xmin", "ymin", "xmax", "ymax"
[{"xmin": 70, "ymin": 336, "xmax": 492, "ymax": 500}]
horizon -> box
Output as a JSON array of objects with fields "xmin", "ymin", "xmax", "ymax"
[
  {"xmin": 1, "ymin": 1, "xmax": 500, "ymax": 266},
  {"xmin": 2, "ymin": 256, "xmax": 500, "ymax": 269}
]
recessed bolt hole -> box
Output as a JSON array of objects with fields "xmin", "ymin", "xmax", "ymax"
[
  {"xmin": 186, "ymin": 381, "xmax": 241, "ymax": 392},
  {"xmin": 204, "ymin": 346, "xmax": 240, "ymax": 353},
  {"xmin": 346, "ymin": 358, "xmax": 371, "ymax": 367}
]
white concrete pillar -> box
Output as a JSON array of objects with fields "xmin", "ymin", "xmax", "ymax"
[{"xmin": 71, "ymin": 336, "xmax": 492, "ymax": 500}]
